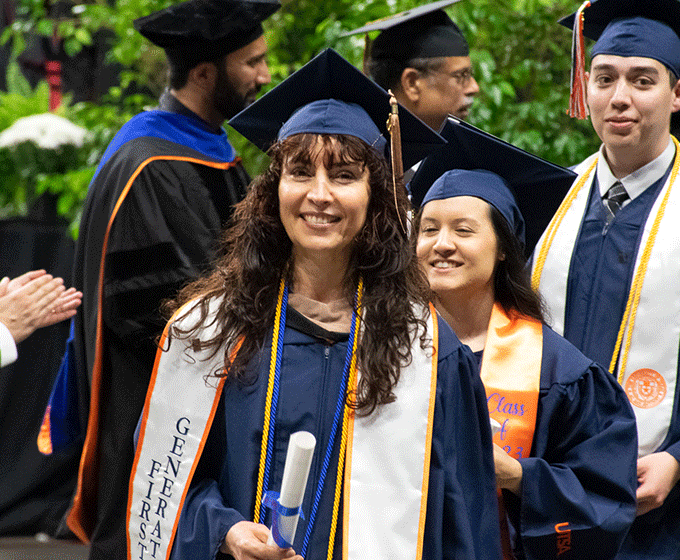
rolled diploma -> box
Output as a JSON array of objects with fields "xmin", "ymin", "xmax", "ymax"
[
  {"xmin": 268, "ymin": 431, "xmax": 317, "ymax": 547},
  {"xmin": 490, "ymin": 417, "xmax": 502, "ymax": 436}
]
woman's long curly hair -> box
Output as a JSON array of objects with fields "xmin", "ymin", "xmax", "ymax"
[{"xmin": 165, "ymin": 133, "xmax": 432, "ymax": 415}]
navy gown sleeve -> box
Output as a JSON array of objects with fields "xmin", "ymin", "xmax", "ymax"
[
  {"xmin": 663, "ymin": 439, "xmax": 680, "ymax": 463},
  {"xmin": 427, "ymin": 319, "xmax": 501, "ymax": 560},
  {"xmin": 506, "ymin": 327, "xmax": 637, "ymax": 560}
]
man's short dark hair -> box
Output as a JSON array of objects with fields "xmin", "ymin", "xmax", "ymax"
[
  {"xmin": 167, "ymin": 53, "xmax": 224, "ymax": 90},
  {"xmin": 367, "ymin": 56, "xmax": 449, "ymax": 92}
]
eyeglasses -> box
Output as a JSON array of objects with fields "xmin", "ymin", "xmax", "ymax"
[{"xmin": 427, "ymin": 67, "xmax": 475, "ymax": 86}]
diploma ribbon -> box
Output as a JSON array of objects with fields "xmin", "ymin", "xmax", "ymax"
[{"xmin": 262, "ymin": 491, "xmax": 306, "ymax": 548}]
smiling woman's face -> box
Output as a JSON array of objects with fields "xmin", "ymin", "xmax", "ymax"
[
  {"xmin": 278, "ymin": 135, "xmax": 370, "ymax": 265},
  {"xmin": 416, "ymin": 195, "xmax": 502, "ymax": 300}
]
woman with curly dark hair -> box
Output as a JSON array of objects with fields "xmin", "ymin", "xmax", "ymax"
[
  {"xmin": 411, "ymin": 118, "xmax": 638, "ymax": 560},
  {"xmin": 128, "ymin": 50, "xmax": 500, "ymax": 560}
]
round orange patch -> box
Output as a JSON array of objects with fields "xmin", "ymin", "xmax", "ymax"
[{"xmin": 625, "ymin": 368, "xmax": 667, "ymax": 409}]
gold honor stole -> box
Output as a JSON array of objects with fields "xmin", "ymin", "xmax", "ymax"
[
  {"xmin": 480, "ymin": 304, "xmax": 542, "ymax": 560},
  {"xmin": 127, "ymin": 302, "xmax": 438, "ymax": 560},
  {"xmin": 532, "ymin": 139, "xmax": 680, "ymax": 457}
]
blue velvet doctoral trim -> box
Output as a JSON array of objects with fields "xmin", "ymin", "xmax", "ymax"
[{"xmin": 93, "ymin": 110, "xmax": 236, "ymax": 183}]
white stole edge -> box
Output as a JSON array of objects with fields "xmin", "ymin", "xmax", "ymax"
[
  {"xmin": 344, "ymin": 305, "xmax": 437, "ymax": 560},
  {"xmin": 618, "ymin": 167, "xmax": 680, "ymax": 456},
  {"xmin": 532, "ymin": 153, "xmax": 598, "ymax": 336}
]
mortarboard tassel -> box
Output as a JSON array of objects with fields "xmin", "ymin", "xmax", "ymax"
[
  {"xmin": 362, "ymin": 33, "xmax": 373, "ymax": 75},
  {"xmin": 387, "ymin": 90, "xmax": 407, "ymax": 233},
  {"xmin": 568, "ymin": 0, "xmax": 591, "ymax": 119}
]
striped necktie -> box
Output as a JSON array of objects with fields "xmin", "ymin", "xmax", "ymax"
[{"xmin": 603, "ymin": 181, "xmax": 629, "ymax": 225}]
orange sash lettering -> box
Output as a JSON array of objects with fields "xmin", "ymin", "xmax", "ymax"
[{"xmin": 480, "ymin": 304, "xmax": 542, "ymax": 560}]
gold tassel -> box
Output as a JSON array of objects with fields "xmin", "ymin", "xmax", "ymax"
[
  {"xmin": 569, "ymin": 1, "xmax": 591, "ymax": 119},
  {"xmin": 387, "ymin": 90, "xmax": 406, "ymax": 233},
  {"xmin": 362, "ymin": 33, "xmax": 372, "ymax": 75}
]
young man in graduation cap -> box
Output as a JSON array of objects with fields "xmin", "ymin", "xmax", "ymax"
[
  {"xmin": 531, "ymin": 1, "xmax": 680, "ymax": 557},
  {"xmin": 61, "ymin": 1, "xmax": 279, "ymax": 558},
  {"xmin": 344, "ymin": 0, "xmax": 480, "ymax": 131}
]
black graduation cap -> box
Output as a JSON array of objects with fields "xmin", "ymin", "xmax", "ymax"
[
  {"xmin": 228, "ymin": 48, "xmax": 446, "ymax": 170},
  {"xmin": 409, "ymin": 117, "xmax": 576, "ymax": 254},
  {"xmin": 558, "ymin": 0, "xmax": 680, "ymax": 42},
  {"xmin": 341, "ymin": 0, "xmax": 468, "ymax": 61},
  {"xmin": 134, "ymin": 0, "xmax": 280, "ymax": 62}
]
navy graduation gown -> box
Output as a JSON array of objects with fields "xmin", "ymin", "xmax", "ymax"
[
  {"xmin": 549, "ymin": 163, "xmax": 680, "ymax": 560},
  {"xmin": 562, "ymin": 172, "xmax": 667, "ymax": 369},
  {"xmin": 172, "ymin": 309, "xmax": 501, "ymax": 560}
]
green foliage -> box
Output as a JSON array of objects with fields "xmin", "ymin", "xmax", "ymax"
[
  {"xmin": 0, "ymin": 59, "xmax": 151, "ymax": 235},
  {"xmin": 232, "ymin": 0, "xmax": 601, "ymax": 176},
  {"xmin": 0, "ymin": 63, "xmax": 50, "ymax": 129},
  {"xmin": 1, "ymin": 0, "xmax": 604, "ymax": 233},
  {"xmin": 455, "ymin": 0, "xmax": 600, "ymax": 166}
]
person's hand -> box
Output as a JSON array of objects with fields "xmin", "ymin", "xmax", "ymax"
[
  {"xmin": 636, "ymin": 451, "xmax": 680, "ymax": 516},
  {"xmin": 220, "ymin": 521, "xmax": 303, "ymax": 560},
  {"xmin": 0, "ymin": 270, "xmax": 82, "ymax": 343},
  {"xmin": 2, "ymin": 270, "xmax": 48, "ymax": 295},
  {"xmin": 493, "ymin": 443, "xmax": 523, "ymax": 495}
]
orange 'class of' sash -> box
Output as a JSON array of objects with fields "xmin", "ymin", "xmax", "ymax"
[{"xmin": 480, "ymin": 303, "xmax": 542, "ymax": 560}]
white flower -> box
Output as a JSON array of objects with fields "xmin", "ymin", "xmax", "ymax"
[{"xmin": 0, "ymin": 113, "xmax": 89, "ymax": 149}]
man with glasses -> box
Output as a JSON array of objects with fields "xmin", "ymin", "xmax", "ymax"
[{"xmin": 345, "ymin": 0, "xmax": 479, "ymax": 131}]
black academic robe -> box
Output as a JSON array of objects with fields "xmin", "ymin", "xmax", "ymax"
[{"xmin": 69, "ymin": 92, "xmax": 249, "ymax": 560}]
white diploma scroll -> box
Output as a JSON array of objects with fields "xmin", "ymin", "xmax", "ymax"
[
  {"xmin": 267, "ymin": 431, "xmax": 317, "ymax": 547},
  {"xmin": 490, "ymin": 418, "xmax": 502, "ymax": 436}
]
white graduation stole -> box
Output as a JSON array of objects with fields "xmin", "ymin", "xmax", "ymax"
[
  {"xmin": 128, "ymin": 302, "xmax": 438, "ymax": 560},
  {"xmin": 343, "ymin": 304, "xmax": 438, "ymax": 560},
  {"xmin": 126, "ymin": 299, "xmax": 228, "ymax": 560},
  {"xmin": 532, "ymin": 146, "xmax": 680, "ymax": 456}
]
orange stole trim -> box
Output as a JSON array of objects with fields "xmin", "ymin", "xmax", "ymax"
[
  {"xmin": 67, "ymin": 155, "xmax": 242, "ymax": 543},
  {"xmin": 480, "ymin": 303, "xmax": 542, "ymax": 560},
  {"xmin": 416, "ymin": 304, "xmax": 439, "ymax": 560},
  {"xmin": 37, "ymin": 405, "xmax": 53, "ymax": 455}
]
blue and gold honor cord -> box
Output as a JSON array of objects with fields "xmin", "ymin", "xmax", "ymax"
[{"xmin": 253, "ymin": 277, "xmax": 364, "ymax": 558}]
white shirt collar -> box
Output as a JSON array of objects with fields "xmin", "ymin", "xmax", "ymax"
[{"xmin": 597, "ymin": 139, "xmax": 676, "ymax": 202}]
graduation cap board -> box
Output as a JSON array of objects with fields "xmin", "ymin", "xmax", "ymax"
[
  {"xmin": 559, "ymin": 0, "xmax": 680, "ymax": 46},
  {"xmin": 228, "ymin": 48, "xmax": 446, "ymax": 170},
  {"xmin": 134, "ymin": 0, "xmax": 280, "ymax": 61},
  {"xmin": 341, "ymin": 0, "xmax": 468, "ymax": 61},
  {"xmin": 409, "ymin": 116, "xmax": 577, "ymax": 254},
  {"xmin": 341, "ymin": 0, "xmax": 464, "ymax": 36}
]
